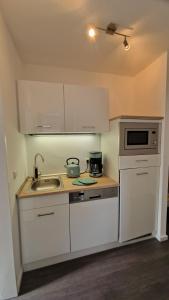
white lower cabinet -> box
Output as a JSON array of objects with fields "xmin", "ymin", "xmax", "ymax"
[
  {"xmin": 19, "ymin": 192, "xmax": 119, "ymax": 267},
  {"xmin": 120, "ymin": 166, "xmax": 159, "ymax": 242},
  {"xmin": 20, "ymin": 204, "xmax": 70, "ymax": 264},
  {"xmin": 70, "ymin": 197, "xmax": 119, "ymax": 252}
]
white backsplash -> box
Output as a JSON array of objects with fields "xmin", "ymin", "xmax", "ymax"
[{"xmin": 25, "ymin": 134, "xmax": 100, "ymax": 177}]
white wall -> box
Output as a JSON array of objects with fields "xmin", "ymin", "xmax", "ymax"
[
  {"xmin": 133, "ymin": 53, "xmax": 167, "ymax": 117},
  {"xmin": 0, "ymin": 11, "xmax": 27, "ymax": 298},
  {"xmin": 23, "ymin": 55, "xmax": 166, "ymax": 119},
  {"xmin": 156, "ymin": 52, "xmax": 169, "ymax": 241},
  {"xmin": 132, "ymin": 52, "xmax": 168, "ymax": 240},
  {"xmin": 23, "ymin": 64, "xmax": 134, "ymax": 119},
  {"xmin": 0, "ymin": 91, "xmax": 17, "ymax": 300},
  {"xmin": 26, "ymin": 134, "xmax": 100, "ymax": 176}
]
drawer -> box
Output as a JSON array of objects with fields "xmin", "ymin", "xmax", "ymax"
[
  {"xmin": 119, "ymin": 154, "xmax": 161, "ymax": 170},
  {"xmin": 20, "ymin": 204, "xmax": 70, "ymax": 263},
  {"xmin": 19, "ymin": 193, "xmax": 69, "ymax": 211}
]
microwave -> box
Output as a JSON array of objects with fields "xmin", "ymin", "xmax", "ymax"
[{"xmin": 119, "ymin": 122, "xmax": 160, "ymax": 156}]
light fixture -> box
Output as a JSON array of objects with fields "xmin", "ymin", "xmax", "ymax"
[
  {"xmin": 123, "ymin": 36, "xmax": 130, "ymax": 51},
  {"xmin": 87, "ymin": 22, "xmax": 131, "ymax": 50},
  {"xmin": 88, "ymin": 27, "xmax": 96, "ymax": 39}
]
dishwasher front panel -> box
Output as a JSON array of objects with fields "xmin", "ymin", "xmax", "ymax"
[{"xmin": 70, "ymin": 196, "xmax": 119, "ymax": 252}]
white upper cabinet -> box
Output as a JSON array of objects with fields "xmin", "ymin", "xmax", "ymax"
[
  {"xmin": 18, "ymin": 80, "xmax": 65, "ymax": 134},
  {"xmin": 64, "ymin": 84, "xmax": 109, "ymax": 132},
  {"xmin": 17, "ymin": 81, "xmax": 109, "ymax": 133}
]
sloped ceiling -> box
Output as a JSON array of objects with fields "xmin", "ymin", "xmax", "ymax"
[{"xmin": 0, "ymin": 0, "xmax": 169, "ymax": 76}]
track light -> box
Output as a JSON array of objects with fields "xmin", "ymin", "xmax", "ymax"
[
  {"xmin": 123, "ymin": 36, "xmax": 130, "ymax": 51},
  {"xmin": 88, "ymin": 26, "xmax": 96, "ymax": 39},
  {"xmin": 87, "ymin": 23, "xmax": 131, "ymax": 51}
]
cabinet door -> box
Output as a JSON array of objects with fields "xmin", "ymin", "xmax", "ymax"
[
  {"xmin": 70, "ymin": 198, "xmax": 119, "ymax": 252},
  {"xmin": 20, "ymin": 204, "xmax": 70, "ymax": 264},
  {"xmin": 119, "ymin": 167, "xmax": 159, "ymax": 242},
  {"xmin": 18, "ymin": 80, "xmax": 64, "ymax": 133},
  {"xmin": 64, "ymin": 84, "xmax": 109, "ymax": 132}
]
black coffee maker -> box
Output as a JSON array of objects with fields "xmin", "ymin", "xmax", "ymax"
[{"xmin": 89, "ymin": 151, "xmax": 103, "ymax": 177}]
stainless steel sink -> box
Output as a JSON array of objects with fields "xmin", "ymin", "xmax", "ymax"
[{"xmin": 31, "ymin": 176, "xmax": 62, "ymax": 191}]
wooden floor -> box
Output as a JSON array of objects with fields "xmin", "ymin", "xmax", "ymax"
[{"xmin": 15, "ymin": 239, "xmax": 169, "ymax": 300}]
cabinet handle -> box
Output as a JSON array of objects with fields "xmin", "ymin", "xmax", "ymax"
[
  {"xmin": 136, "ymin": 172, "xmax": 149, "ymax": 176},
  {"xmin": 82, "ymin": 126, "xmax": 95, "ymax": 129},
  {"xmin": 36, "ymin": 125, "xmax": 52, "ymax": 128},
  {"xmin": 136, "ymin": 160, "xmax": 148, "ymax": 162},
  {"xmin": 89, "ymin": 195, "xmax": 102, "ymax": 200},
  {"xmin": 37, "ymin": 212, "xmax": 55, "ymax": 217}
]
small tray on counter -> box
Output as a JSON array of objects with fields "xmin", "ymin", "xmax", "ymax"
[{"xmin": 72, "ymin": 178, "xmax": 97, "ymax": 186}]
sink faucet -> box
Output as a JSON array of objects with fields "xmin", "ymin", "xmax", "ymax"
[{"xmin": 33, "ymin": 153, "xmax": 45, "ymax": 180}]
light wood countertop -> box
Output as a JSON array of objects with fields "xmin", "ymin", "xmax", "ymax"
[
  {"xmin": 17, "ymin": 173, "xmax": 119, "ymax": 199},
  {"xmin": 109, "ymin": 115, "xmax": 163, "ymax": 121}
]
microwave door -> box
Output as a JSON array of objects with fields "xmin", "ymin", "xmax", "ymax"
[{"xmin": 125, "ymin": 129, "xmax": 150, "ymax": 150}]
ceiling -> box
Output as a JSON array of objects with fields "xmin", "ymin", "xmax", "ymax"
[{"xmin": 0, "ymin": 0, "xmax": 169, "ymax": 76}]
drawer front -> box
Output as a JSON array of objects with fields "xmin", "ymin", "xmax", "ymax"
[
  {"xmin": 19, "ymin": 193, "xmax": 69, "ymax": 211},
  {"xmin": 20, "ymin": 204, "xmax": 70, "ymax": 264},
  {"xmin": 119, "ymin": 154, "xmax": 161, "ymax": 170}
]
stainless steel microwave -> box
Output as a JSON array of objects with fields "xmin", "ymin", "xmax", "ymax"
[{"xmin": 119, "ymin": 122, "xmax": 159, "ymax": 156}]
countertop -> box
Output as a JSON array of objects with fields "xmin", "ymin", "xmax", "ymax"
[
  {"xmin": 17, "ymin": 173, "xmax": 119, "ymax": 199},
  {"xmin": 109, "ymin": 115, "xmax": 163, "ymax": 121}
]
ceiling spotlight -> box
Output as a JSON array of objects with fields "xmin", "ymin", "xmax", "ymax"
[
  {"xmin": 123, "ymin": 36, "xmax": 130, "ymax": 51},
  {"xmin": 88, "ymin": 26, "xmax": 96, "ymax": 39}
]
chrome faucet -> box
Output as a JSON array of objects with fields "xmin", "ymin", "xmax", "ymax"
[{"xmin": 33, "ymin": 153, "xmax": 45, "ymax": 180}]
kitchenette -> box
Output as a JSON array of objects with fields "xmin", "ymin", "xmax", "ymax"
[
  {"xmin": 1, "ymin": 2, "xmax": 169, "ymax": 298},
  {"xmin": 17, "ymin": 172, "xmax": 119, "ymax": 271},
  {"xmin": 16, "ymin": 79, "xmax": 162, "ymax": 273}
]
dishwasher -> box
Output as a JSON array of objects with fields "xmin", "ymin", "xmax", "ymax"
[{"xmin": 69, "ymin": 187, "xmax": 119, "ymax": 252}]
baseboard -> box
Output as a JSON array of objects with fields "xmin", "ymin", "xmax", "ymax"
[
  {"xmin": 16, "ymin": 267, "xmax": 23, "ymax": 293},
  {"xmin": 23, "ymin": 235, "xmax": 154, "ymax": 272},
  {"xmin": 155, "ymin": 234, "xmax": 168, "ymax": 242}
]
